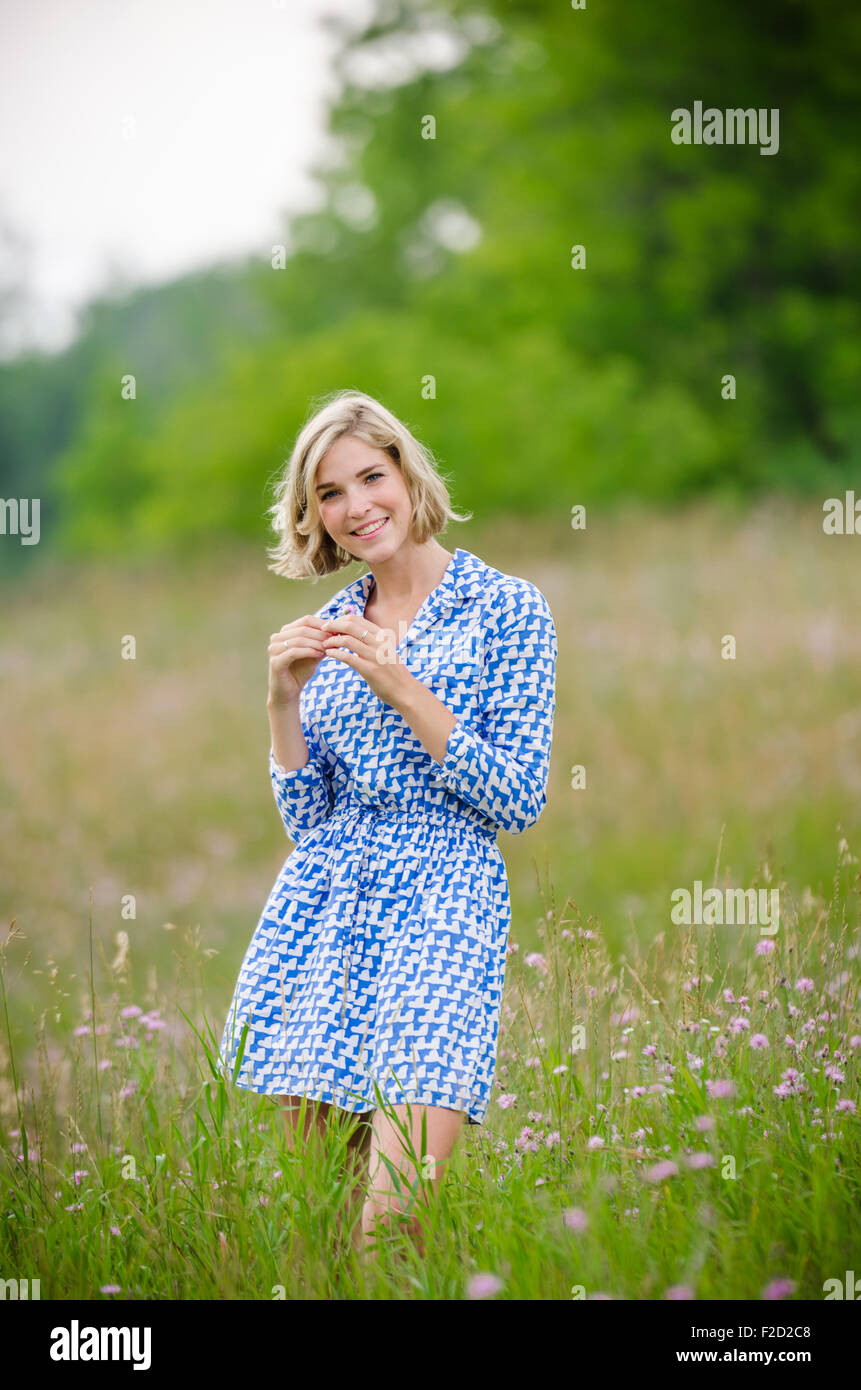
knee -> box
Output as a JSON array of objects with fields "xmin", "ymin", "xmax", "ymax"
[{"xmin": 361, "ymin": 1192, "xmax": 422, "ymax": 1244}]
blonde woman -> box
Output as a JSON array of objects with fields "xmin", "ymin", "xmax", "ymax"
[{"xmin": 220, "ymin": 390, "xmax": 557, "ymax": 1258}]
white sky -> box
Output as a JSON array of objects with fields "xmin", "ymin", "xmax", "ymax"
[{"xmin": 0, "ymin": 0, "xmax": 377, "ymax": 358}]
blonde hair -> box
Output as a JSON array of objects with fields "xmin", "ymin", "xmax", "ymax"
[{"xmin": 266, "ymin": 389, "xmax": 472, "ymax": 580}]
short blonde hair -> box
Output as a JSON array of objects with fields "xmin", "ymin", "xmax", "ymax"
[{"xmin": 266, "ymin": 389, "xmax": 472, "ymax": 580}]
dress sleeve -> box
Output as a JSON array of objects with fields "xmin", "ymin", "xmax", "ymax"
[
  {"xmin": 434, "ymin": 582, "xmax": 557, "ymax": 835},
  {"xmin": 269, "ymin": 700, "xmax": 334, "ymax": 842}
]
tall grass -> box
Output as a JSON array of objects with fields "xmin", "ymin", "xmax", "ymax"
[{"xmin": 1, "ymin": 833, "xmax": 858, "ymax": 1299}]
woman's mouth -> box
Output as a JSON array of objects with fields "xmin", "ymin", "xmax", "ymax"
[{"xmin": 351, "ymin": 517, "xmax": 389, "ymax": 539}]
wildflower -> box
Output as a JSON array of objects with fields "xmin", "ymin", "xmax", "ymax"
[
  {"xmin": 586, "ymin": 1136, "xmax": 604, "ymax": 1150},
  {"xmin": 694, "ymin": 1115, "xmax": 715, "ymax": 1132},
  {"xmin": 849, "ymin": 1035, "xmax": 861, "ymax": 1050},
  {"xmin": 824, "ymin": 1064, "xmax": 845, "ymax": 1083},
  {"xmin": 73, "ymin": 1024, "xmax": 91, "ymax": 1037},
  {"xmin": 762, "ymin": 1279, "xmax": 796, "ymax": 1300},
  {"xmin": 836, "ymin": 1099, "xmax": 856, "ymax": 1114},
  {"xmin": 100, "ymin": 1284, "xmax": 121, "ymax": 1295},
  {"xmin": 552, "ymin": 1063, "xmax": 569, "ymax": 1075},
  {"xmin": 644, "ymin": 1160, "xmax": 679, "ymax": 1183},
  {"xmin": 515, "ymin": 1126, "xmax": 538, "ymax": 1153},
  {"xmin": 496, "ymin": 1093, "xmax": 517, "ymax": 1110},
  {"xmin": 796, "ymin": 978, "xmax": 815, "ymax": 994},
  {"xmin": 98, "ymin": 1060, "xmax": 111, "ymax": 1071},
  {"xmin": 631, "ymin": 1086, "xmax": 647, "ymax": 1098},
  {"xmin": 755, "ymin": 939, "xmax": 775, "ymax": 956},
  {"xmin": 642, "ymin": 1044, "xmax": 657, "ymax": 1057},
  {"xmin": 121, "ymin": 1006, "xmax": 143, "ymax": 1019},
  {"xmin": 545, "ymin": 1131, "xmax": 561, "ymax": 1149},
  {"xmin": 73, "ymin": 1170, "xmax": 89, "ymax": 1185},
  {"xmin": 647, "ymin": 1083, "xmax": 666, "ymax": 1095},
  {"xmin": 524, "ymin": 952, "xmax": 549, "ymax": 975},
  {"xmin": 729, "ymin": 1016, "xmax": 750, "ymax": 1033},
  {"xmin": 705, "ymin": 1079, "xmax": 735, "ymax": 1099},
  {"xmin": 71, "ymin": 1142, "xmax": 87, "ymax": 1154},
  {"xmin": 110, "ymin": 1226, "xmax": 121, "ymax": 1236},
  {"xmin": 665, "ymin": 1285, "xmax": 694, "ymax": 1299},
  {"xmin": 64, "ymin": 1203, "xmax": 84, "ymax": 1212},
  {"xmin": 563, "ymin": 1208, "xmax": 588, "ymax": 1232},
  {"xmin": 749, "ymin": 1034, "xmax": 769, "ymax": 1050},
  {"xmin": 467, "ymin": 1273, "xmax": 503, "ymax": 1300},
  {"xmin": 686, "ymin": 1153, "xmax": 715, "ymax": 1170},
  {"xmin": 722, "ymin": 988, "xmax": 735, "ymax": 1003}
]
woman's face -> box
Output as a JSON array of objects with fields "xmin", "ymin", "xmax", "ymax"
[{"xmin": 314, "ymin": 434, "xmax": 413, "ymax": 561}]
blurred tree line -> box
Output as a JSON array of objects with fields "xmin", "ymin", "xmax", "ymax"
[{"xmin": 1, "ymin": 0, "xmax": 859, "ymax": 566}]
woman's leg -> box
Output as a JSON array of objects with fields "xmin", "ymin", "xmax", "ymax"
[
  {"xmin": 359, "ymin": 1104, "xmax": 467, "ymax": 1260},
  {"xmin": 277, "ymin": 1095, "xmax": 374, "ymax": 1252},
  {"xmin": 277, "ymin": 1093, "xmax": 331, "ymax": 1153}
]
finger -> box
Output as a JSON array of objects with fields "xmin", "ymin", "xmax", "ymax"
[
  {"xmin": 270, "ymin": 642, "xmax": 325, "ymax": 657},
  {"xmin": 270, "ymin": 630, "xmax": 327, "ymax": 651},
  {"xmin": 326, "ymin": 647, "xmax": 355, "ymax": 667},
  {"xmin": 269, "ymin": 637, "xmax": 326, "ymax": 656},
  {"xmin": 277, "ymin": 617, "xmax": 328, "ymax": 637},
  {"xmin": 273, "ymin": 624, "xmax": 327, "ymax": 642},
  {"xmin": 321, "ymin": 616, "xmax": 374, "ymax": 633}
]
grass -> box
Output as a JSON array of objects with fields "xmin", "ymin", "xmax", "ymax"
[{"xmin": 1, "ymin": 495, "xmax": 859, "ymax": 1298}]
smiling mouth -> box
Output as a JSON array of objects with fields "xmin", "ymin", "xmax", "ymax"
[{"xmin": 351, "ymin": 517, "xmax": 389, "ymax": 537}]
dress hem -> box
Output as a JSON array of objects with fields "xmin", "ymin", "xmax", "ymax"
[{"xmin": 224, "ymin": 1070, "xmax": 484, "ymax": 1126}]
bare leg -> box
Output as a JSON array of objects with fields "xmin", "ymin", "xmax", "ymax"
[
  {"xmin": 277, "ymin": 1096, "xmax": 373, "ymax": 1252},
  {"xmin": 277, "ymin": 1093, "xmax": 331, "ymax": 1155},
  {"xmin": 359, "ymin": 1104, "xmax": 466, "ymax": 1261}
]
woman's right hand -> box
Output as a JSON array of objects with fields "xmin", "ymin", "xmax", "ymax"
[{"xmin": 267, "ymin": 615, "xmax": 329, "ymax": 705}]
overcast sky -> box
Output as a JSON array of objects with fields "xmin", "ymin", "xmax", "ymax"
[{"xmin": 0, "ymin": 0, "xmax": 378, "ymax": 358}]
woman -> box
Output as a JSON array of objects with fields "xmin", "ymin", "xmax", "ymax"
[{"xmin": 219, "ymin": 390, "xmax": 557, "ymax": 1258}]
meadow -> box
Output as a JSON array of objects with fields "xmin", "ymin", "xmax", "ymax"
[{"xmin": 1, "ymin": 497, "xmax": 859, "ymax": 1298}]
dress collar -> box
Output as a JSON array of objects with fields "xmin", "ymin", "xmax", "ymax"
[{"xmin": 318, "ymin": 546, "xmax": 488, "ymax": 625}]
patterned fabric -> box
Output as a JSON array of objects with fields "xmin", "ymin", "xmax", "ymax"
[{"xmin": 219, "ymin": 546, "xmax": 557, "ymax": 1125}]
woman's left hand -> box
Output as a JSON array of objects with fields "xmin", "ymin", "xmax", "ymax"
[{"xmin": 319, "ymin": 611, "xmax": 413, "ymax": 708}]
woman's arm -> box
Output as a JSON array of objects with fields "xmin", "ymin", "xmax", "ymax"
[
  {"xmin": 393, "ymin": 582, "xmax": 558, "ymax": 834},
  {"xmin": 267, "ymin": 694, "xmax": 335, "ymax": 841}
]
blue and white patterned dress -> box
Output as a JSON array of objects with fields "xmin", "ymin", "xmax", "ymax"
[{"xmin": 219, "ymin": 546, "xmax": 557, "ymax": 1126}]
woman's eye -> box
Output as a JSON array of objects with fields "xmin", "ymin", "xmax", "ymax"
[{"xmin": 320, "ymin": 471, "xmax": 382, "ymax": 501}]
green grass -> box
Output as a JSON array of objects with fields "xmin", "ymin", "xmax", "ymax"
[{"xmin": 1, "ymin": 496, "xmax": 859, "ymax": 1298}]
